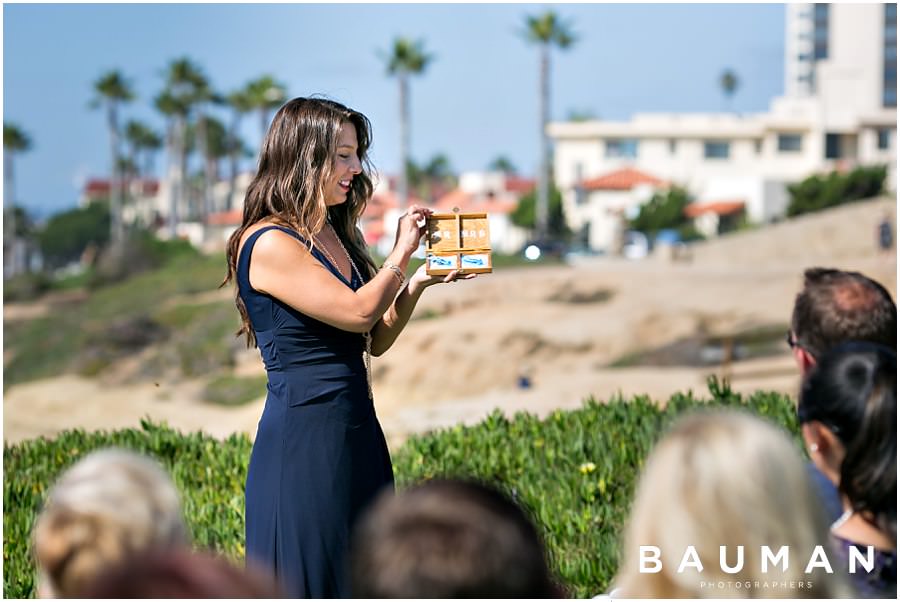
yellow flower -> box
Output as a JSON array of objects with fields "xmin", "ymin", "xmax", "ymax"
[{"xmin": 579, "ymin": 462, "xmax": 596, "ymax": 475}]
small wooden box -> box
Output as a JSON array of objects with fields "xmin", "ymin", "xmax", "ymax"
[{"xmin": 425, "ymin": 213, "xmax": 493, "ymax": 275}]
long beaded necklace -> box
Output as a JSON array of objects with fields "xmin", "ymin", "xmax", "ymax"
[{"xmin": 315, "ymin": 221, "xmax": 374, "ymax": 400}]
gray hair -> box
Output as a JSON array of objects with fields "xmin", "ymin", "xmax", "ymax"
[{"xmin": 32, "ymin": 448, "xmax": 188, "ymax": 597}]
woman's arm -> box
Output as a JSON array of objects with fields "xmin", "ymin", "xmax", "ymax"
[
  {"xmin": 247, "ymin": 210, "xmax": 427, "ymax": 333},
  {"xmin": 369, "ymin": 265, "xmax": 476, "ymax": 356}
]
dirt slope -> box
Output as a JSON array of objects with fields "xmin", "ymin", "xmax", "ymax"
[{"xmin": 4, "ymin": 197, "xmax": 895, "ymax": 448}]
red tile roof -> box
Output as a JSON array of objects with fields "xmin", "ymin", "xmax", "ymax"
[
  {"xmin": 85, "ymin": 179, "xmax": 111, "ymax": 194},
  {"xmin": 683, "ymin": 199, "xmax": 745, "ymax": 218},
  {"xmin": 581, "ymin": 167, "xmax": 667, "ymax": 191},
  {"xmin": 362, "ymin": 220, "xmax": 385, "ymax": 245},
  {"xmin": 206, "ymin": 209, "xmax": 243, "ymax": 226},
  {"xmin": 504, "ymin": 176, "xmax": 535, "ymax": 194},
  {"xmin": 433, "ymin": 189, "xmax": 517, "ymax": 215},
  {"xmin": 84, "ymin": 178, "xmax": 159, "ymax": 196}
]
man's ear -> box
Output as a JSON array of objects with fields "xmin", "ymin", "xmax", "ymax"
[
  {"xmin": 795, "ymin": 347, "xmax": 817, "ymax": 377},
  {"xmin": 801, "ymin": 421, "xmax": 842, "ymax": 484}
]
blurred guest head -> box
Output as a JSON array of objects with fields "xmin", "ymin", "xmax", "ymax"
[
  {"xmin": 615, "ymin": 410, "xmax": 852, "ymax": 598},
  {"xmin": 790, "ymin": 267, "xmax": 895, "ymax": 374},
  {"xmin": 350, "ymin": 478, "xmax": 560, "ymax": 598},
  {"xmin": 81, "ymin": 547, "xmax": 283, "ymax": 598},
  {"xmin": 32, "ymin": 448, "xmax": 188, "ymax": 598},
  {"xmin": 799, "ymin": 341, "xmax": 897, "ymax": 545}
]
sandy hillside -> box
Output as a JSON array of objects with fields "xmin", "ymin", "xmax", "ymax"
[{"xmin": 3, "ymin": 197, "xmax": 896, "ymax": 448}]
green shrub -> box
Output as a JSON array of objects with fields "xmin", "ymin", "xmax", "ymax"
[
  {"xmin": 3, "ymin": 419, "xmax": 252, "ymax": 599},
  {"xmin": 37, "ymin": 203, "xmax": 110, "ymax": 270},
  {"xmin": 628, "ymin": 186, "xmax": 695, "ymax": 238},
  {"xmin": 786, "ymin": 165, "xmax": 886, "ymax": 217},
  {"xmin": 2, "ymin": 272, "xmax": 52, "ymax": 303},
  {"xmin": 3, "ymin": 379, "xmax": 800, "ymax": 599},
  {"xmin": 88, "ymin": 230, "xmax": 199, "ymax": 289},
  {"xmin": 3, "ymin": 252, "xmax": 231, "ymax": 389}
]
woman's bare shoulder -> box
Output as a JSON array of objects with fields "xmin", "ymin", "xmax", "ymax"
[
  {"xmin": 241, "ymin": 223, "xmax": 314, "ymax": 272},
  {"xmin": 239, "ymin": 221, "xmax": 300, "ymax": 257}
]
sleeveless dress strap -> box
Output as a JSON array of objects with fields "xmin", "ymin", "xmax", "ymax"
[{"xmin": 237, "ymin": 225, "xmax": 358, "ymax": 290}]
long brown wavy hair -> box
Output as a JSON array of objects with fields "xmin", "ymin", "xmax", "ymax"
[{"xmin": 222, "ymin": 97, "xmax": 378, "ymax": 347}]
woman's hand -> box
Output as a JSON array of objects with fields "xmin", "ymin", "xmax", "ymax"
[
  {"xmin": 391, "ymin": 205, "xmax": 432, "ymax": 260},
  {"xmin": 408, "ymin": 264, "xmax": 477, "ymax": 294}
]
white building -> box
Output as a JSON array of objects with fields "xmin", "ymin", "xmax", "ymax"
[{"xmin": 548, "ymin": 3, "xmax": 896, "ymax": 254}]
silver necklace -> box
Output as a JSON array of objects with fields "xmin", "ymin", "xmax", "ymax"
[{"xmin": 316, "ymin": 222, "xmax": 374, "ymax": 400}]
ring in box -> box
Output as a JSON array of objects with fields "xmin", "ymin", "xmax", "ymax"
[{"xmin": 425, "ymin": 212, "xmax": 493, "ymax": 275}]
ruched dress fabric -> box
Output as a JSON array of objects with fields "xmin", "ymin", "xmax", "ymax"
[{"xmin": 239, "ymin": 225, "xmax": 394, "ymax": 598}]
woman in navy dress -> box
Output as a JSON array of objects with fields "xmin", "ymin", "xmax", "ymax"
[{"xmin": 222, "ymin": 97, "xmax": 473, "ymax": 597}]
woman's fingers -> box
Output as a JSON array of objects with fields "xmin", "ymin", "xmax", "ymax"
[{"xmin": 441, "ymin": 270, "xmax": 478, "ymax": 283}]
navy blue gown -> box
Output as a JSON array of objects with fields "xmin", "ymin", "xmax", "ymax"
[{"xmin": 239, "ymin": 225, "xmax": 394, "ymax": 598}]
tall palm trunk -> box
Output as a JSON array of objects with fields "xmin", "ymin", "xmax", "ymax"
[
  {"xmin": 536, "ymin": 44, "xmax": 550, "ymax": 239},
  {"xmin": 227, "ymin": 114, "xmax": 242, "ymax": 211},
  {"xmin": 169, "ymin": 115, "xmax": 185, "ymax": 239},
  {"xmin": 397, "ymin": 73, "xmax": 410, "ymax": 210},
  {"xmin": 196, "ymin": 107, "xmax": 214, "ymax": 236},
  {"xmin": 4, "ymin": 150, "xmax": 14, "ymax": 242},
  {"xmin": 107, "ymin": 103, "xmax": 124, "ymax": 244}
]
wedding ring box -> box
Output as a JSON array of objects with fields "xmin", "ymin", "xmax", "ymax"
[{"xmin": 425, "ymin": 213, "xmax": 493, "ymax": 276}]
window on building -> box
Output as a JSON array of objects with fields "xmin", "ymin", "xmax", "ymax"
[
  {"xmin": 824, "ymin": 133, "xmax": 841, "ymax": 159},
  {"xmin": 877, "ymin": 128, "xmax": 892, "ymax": 150},
  {"xmin": 813, "ymin": 3, "xmax": 829, "ymax": 20},
  {"xmin": 886, "ymin": 4, "xmax": 898, "ymax": 108},
  {"xmin": 704, "ymin": 141, "xmax": 730, "ymax": 159},
  {"xmin": 668, "ymin": 139, "xmax": 677, "ymax": 155},
  {"xmin": 605, "ymin": 139, "xmax": 638, "ymax": 158},
  {"xmin": 813, "ymin": 3, "xmax": 829, "ymax": 60},
  {"xmin": 574, "ymin": 162, "xmax": 586, "ymax": 205},
  {"xmin": 777, "ymin": 134, "xmax": 803, "ymax": 152},
  {"xmin": 754, "ymin": 140, "xmax": 763, "ymax": 154}
]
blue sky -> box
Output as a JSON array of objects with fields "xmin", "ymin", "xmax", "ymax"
[{"xmin": 4, "ymin": 3, "xmax": 785, "ymax": 219}]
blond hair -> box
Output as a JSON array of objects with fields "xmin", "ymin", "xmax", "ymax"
[
  {"xmin": 615, "ymin": 410, "xmax": 853, "ymax": 598},
  {"xmin": 32, "ymin": 448, "xmax": 188, "ymax": 598}
]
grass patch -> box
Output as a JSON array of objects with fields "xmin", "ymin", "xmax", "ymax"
[
  {"xmin": 4, "ymin": 252, "xmax": 232, "ymax": 389},
  {"xmin": 3, "ymin": 378, "xmax": 801, "ymax": 599},
  {"xmin": 606, "ymin": 322, "xmax": 791, "ymax": 369}
]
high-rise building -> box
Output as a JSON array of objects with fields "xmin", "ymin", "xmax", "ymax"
[
  {"xmin": 785, "ymin": 3, "xmax": 896, "ymax": 109},
  {"xmin": 548, "ymin": 3, "xmax": 896, "ymax": 252}
]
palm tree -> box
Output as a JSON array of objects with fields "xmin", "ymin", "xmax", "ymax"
[
  {"xmin": 186, "ymin": 116, "xmax": 229, "ymax": 185},
  {"xmin": 187, "ymin": 68, "xmax": 220, "ymax": 228},
  {"xmin": 138, "ymin": 127, "xmax": 163, "ymax": 178},
  {"xmin": 522, "ymin": 11, "xmax": 576, "ymax": 239},
  {"xmin": 158, "ymin": 57, "xmax": 207, "ymax": 236},
  {"xmin": 155, "ymin": 88, "xmax": 190, "ymax": 238},
  {"xmin": 226, "ymin": 89, "xmax": 254, "ymax": 210},
  {"xmin": 91, "ymin": 70, "xmax": 135, "ymax": 244},
  {"xmin": 245, "ymin": 75, "xmax": 288, "ymax": 144},
  {"xmin": 380, "ymin": 37, "xmax": 434, "ymax": 210},
  {"xmin": 408, "ymin": 153, "xmax": 455, "ymax": 203},
  {"xmin": 4, "ymin": 122, "xmax": 32, "ymax": 274},
  {"xmin": 488, "ymin": 156, "xmax": 518, "ymax": 175},
  {"xmin": 124, "ymin": 120, "xmax": 162, "ymax": 178},
  {"xmin": 720, "ymin": 69, "xmax": 739, "ymax": 112}
]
